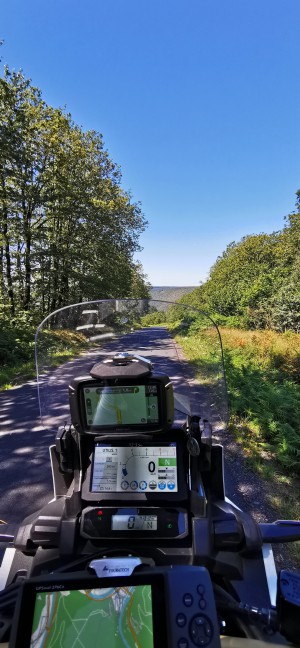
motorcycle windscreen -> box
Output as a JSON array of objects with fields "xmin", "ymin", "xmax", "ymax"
[{"xmin": 35, "ymin": 299, "xmax": 229, "ymax": 435}]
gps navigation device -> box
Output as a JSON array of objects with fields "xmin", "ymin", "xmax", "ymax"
[
  {"xmin": 9, "ymin": 567, "xmax": 221, "ymax": 648},
  {"xmin": 69, "ymin": 375, "xmax": 174, "ymax": 434},
  {"xmin": 9, "ymin": 573, "xmax": 164, "ymax": 648}
]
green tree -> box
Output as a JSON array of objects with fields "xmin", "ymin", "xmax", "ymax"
[
  {"xmin": 0, "ymin": 68, "xmax": 49, "ymax": 315},
  {"xmin": 0, "ymin": 68, "xmax": 148, "ymax": 322},
  {"xmin": 271, "ymin": 196, "xmax": 300, "ymax": 331},
  {"xmin": 202, "ymin": 233, "xmax": 281, "ymax": 322},
  {"xmin": 182, "ymin": 191, "xmax": 300, "ymax": 331}
]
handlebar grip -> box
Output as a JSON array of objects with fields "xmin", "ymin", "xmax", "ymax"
[
  {"xmin": 0, "ymin": 524, "xmax": 16, "ymax": 543},
  {"xmin": 259, "ymin": 520, "xmax": 300, "ymax": 543}
]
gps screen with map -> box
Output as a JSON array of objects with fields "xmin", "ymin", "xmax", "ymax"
[
  {"xmin": 91, "ymin": 443, "xmax": 178, "ymax": 493},
  {"xmin": 83, "ymin": 383, "xmax": 160, "ymax": 427},
  {"xmin": 30, "ymin": 585, "xmax": 154, "ymax": 647}
]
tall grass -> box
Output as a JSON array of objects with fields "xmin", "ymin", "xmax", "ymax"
[
  {"xmin": 220, "ymin": 328, "xmax": 300, "ymax": 473},
  {"xmin": 175, "ymin": 324, "xmax": 300, "ymax": 474},
  {"xmin": 174, "ymin": 322, "xmax": 300, "ymax": 540}
]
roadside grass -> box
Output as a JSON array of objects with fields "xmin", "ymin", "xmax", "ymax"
[
  {"xmin": 0, "ymin": 362, "xmax": 37, "ymax": 390},
  {"xmin": 230, "ymin": 415, "xmax": 300, "ymax": 512},
  {"xmin": 171, "ymin": 327, "xmax": 223, "ymax": 384},
  {"xmin": 0, "ymin": 328, "xmax": 89, "ymax": 390},
  {"xmin": 220, "ymin": 328, "xmax": 300, "ymax": 474},
  {"xmin": 232, "ymin": 416, "xmax": 300, "ymax": 565},
  {"xmin": 172, "ymin": 325, "xmax": 300, "ymax": 473},
  {"xmin": 172, "ymin": 323, "xmax": 300, "ymax": 543}
]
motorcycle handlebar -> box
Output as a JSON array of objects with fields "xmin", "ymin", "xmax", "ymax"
[
  {"xmin": 259, "ymin": 520, "xmax": 300, "ymax": 543},
  {"xmin": 0, "ymin": 525, "xmax": 16, "ymax": 545},
  {"xmin": 2, "ymin": 518, "xmax": 300, "ymax": 552}
]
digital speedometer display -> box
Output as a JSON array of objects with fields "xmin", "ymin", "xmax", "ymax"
[
  {"xmin": 91, "ymin": 444, "xmax": 178, "ymax": 493},
  {"xmin": 111, "ymin": 514, "xmax": 158, "ymax": 531}
]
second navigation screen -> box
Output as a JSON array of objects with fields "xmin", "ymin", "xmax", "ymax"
[
  {"xmin": 84, "ymin": 385, "xmax": 159, "ymax": 427},
  {"xmin": 91, "ymin": 444, "xmax": 178, "ymax": 493}
]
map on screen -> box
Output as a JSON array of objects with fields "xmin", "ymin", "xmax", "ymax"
[
  {"xmin": 83, "ymin": 385, "xmax": 159, "ymax": 426},
  {"xmin": 30, "ymin": 585, "xmax": 154, "ymax": 648}
]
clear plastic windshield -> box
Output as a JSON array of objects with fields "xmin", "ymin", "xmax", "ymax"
[{"xmin": 35, "ymin": 299, "xmax": 228, "ymax": 435}]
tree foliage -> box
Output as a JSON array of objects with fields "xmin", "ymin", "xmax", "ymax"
[
  {"xmin": 184, "ymin": 192, "xmax": 300, "ymax": 332},
  {"xmin": 0, "ymin": 68, "xmax": 149, "ymax": 324}
]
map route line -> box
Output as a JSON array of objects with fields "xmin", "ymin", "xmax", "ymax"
[
  {"xmin": 44, "ymin": 592, "xmax": 58, "ymax": 647},
  {"xmin": 136, "ymin": 589, "xmax": 153, "ymax": 634},
  {"xmin": 85, "ymin": 589, "xmax": 117, "ymax": 601},
  {"xmin": 61, "ymin": 597, "xmax": 85, "ymax": 648},
  {"xmin": 125, "ymin": 587, "xmax": 142, "ymax": 648}
]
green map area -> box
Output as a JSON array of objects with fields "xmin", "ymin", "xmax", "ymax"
[{"xmin": 30, "ymin": 585, "xmax": 154, "ymax": 647}]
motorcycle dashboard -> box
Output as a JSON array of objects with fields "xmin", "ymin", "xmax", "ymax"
[
  {"xmin": 92, "ymin": 442, "xmax": 178, "ymax": 494},
  {"xmin": 81, "ymin": 438, "xmax": 188, "ymax": 502}
]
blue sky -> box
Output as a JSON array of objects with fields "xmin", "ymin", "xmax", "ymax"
[{"xmin": 1, "ymin": 0, "xmax": 300, "ymax": 285}]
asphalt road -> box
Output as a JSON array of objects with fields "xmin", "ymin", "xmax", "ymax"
[{"xmin": 0, "ymin": 327, "xmax": 228, "ymax": 525}]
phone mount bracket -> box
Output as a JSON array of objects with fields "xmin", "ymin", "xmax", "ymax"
[
  {"xmin": 90, "ymin": 353, "xmax": 153, "ymax": 378},
  {"xmin": 89, "ymin": 556, "xmax": 142, "ymax": 577}
]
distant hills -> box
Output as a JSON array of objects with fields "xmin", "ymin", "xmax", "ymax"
[{"xmin": 150, "ymin": 286, "xmax": 196, "ymax": 303}]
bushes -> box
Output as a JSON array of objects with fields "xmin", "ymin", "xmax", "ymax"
[
  {"xmin": 0, "ymin": 320, "xmax": 88, "ymax": 389},
  {"xmin": 140, "ymin": 311, "xmax": 167, "ymax": 326},
  {"xmin": 172, "ymin": 320, "xmax": 300, "ymax": 474},
  {"xmin": 0, "ymin": 325, "xmax": 35, "ymax": 366},
  {"xmin": 181, "ymin": 202, "xmax": 300, "ymax": 333},
  {"xmin": 220, "ymin": 328, "xmax": 300, "ymax": 473}
]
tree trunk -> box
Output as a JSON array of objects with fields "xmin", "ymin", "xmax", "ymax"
[
  {"xmin": 0, "ymin": 244, "xmax": 5, "ymax": 296},
  {"xmin": 0, "ymin": 172, "xmax": 15, "ymax": 314},
  {"xmin": 23, "ymin": 204, "xmax": 32, "ymax": 310},
  {"xmin": 3, "ymin": 213, "xmax": 15, "ymax": 315}
]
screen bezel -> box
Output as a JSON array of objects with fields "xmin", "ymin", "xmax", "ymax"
[
  {"xmin": 81, "ymin": 438, "xmax": 188, "ymax": 503},
  {"xmin": 69, "ymin": 375, "xmax": 174, "ymax": 435},
  {"xmin": 10, "ymin": 572, "xmax": 167, "ymax": 648}
]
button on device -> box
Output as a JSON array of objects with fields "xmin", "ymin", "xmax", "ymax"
[
  {"xmin": 178, "ymin": 639, "xmax": 189, "ymax": 648},
  {"xmin": 176, "ymin": 613, "xmax": 187, "ymax": 627},
  {"xmin": 189, "ymin": 614, "xmax": 214, "ymax": 647},
  {"xmin": 197, "ymin": 584, "xmax": 205, "ymax": 595},
  {"xmin": 183, "ymin": 593, "xmax": 193, "ymax": 607},
  {"xmin": 198, "ymin": 598, "xmax": 207, "ymax": 610}
]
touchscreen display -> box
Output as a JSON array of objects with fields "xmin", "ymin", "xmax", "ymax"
[
  {"xmin": 30, "ymin": 585, "xmax": 154, "ymax": 647},
  {"xmin": 83, "ymin": 384, "xmax": 159, "ymax": 427},
  {"xmin": 91, "ymin": 444, "xmax": 178, "ymax": 493}
]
